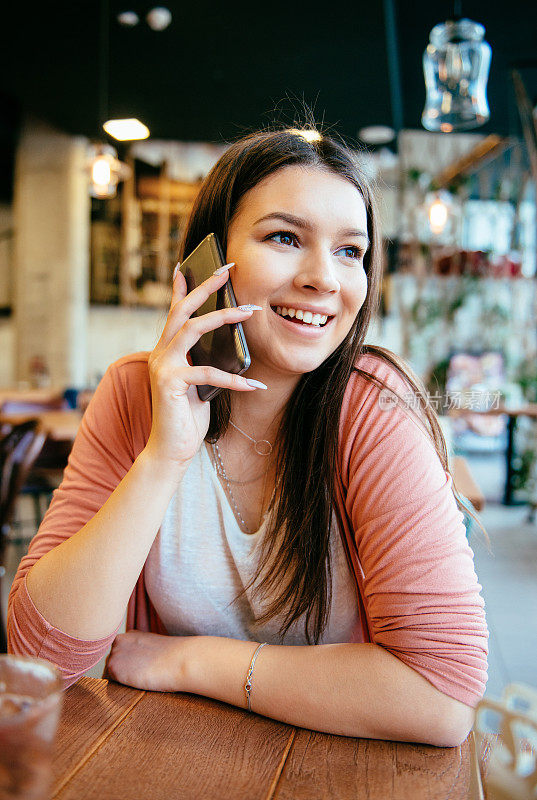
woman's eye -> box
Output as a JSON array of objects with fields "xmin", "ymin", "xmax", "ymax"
[
  {"xmin": 267, "ymin": 231, "xmax": 298, "ymax": 247},
  {"xmin": 337, "ymin": 246, "xmax": 363, "ymax": 260}
]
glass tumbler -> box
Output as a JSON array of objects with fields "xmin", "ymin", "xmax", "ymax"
[{"xmin": 0, "ymin": 655, "xmax": 63, "ymax": 800}]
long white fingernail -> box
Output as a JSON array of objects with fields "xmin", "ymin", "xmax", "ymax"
[
  {"xmin": 173, "ymin": 262, "xmax": 181, "ymax": 281},
  {"xmin": 238, "ymin": 304, "xmax": 262, "ymax": 312},
  {"xmin": 213, "ymin": 262, "xmax": 235, "ymax": 276},
  {"xmin": 245, "ymin": 379, "xmax": 267, "ymax": 389}
]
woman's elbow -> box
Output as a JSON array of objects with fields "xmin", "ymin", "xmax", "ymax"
[{"xmin": 427, "ymin": 701, "xmax": 475, "ymax": 748}]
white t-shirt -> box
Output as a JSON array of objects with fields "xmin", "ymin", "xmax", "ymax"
[{"xmin": 144, "ymin": 443, "xmax": 360, "ymax": 645}]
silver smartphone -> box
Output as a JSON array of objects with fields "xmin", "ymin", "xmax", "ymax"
[{"xmin": 180, "ymin": 233, "xmax": 251, "ymax": 401}]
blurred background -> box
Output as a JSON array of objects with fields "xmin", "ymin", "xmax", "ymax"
[{"xmin": 0, "ymin": 0, "xmax": 536, "ymax": 731}]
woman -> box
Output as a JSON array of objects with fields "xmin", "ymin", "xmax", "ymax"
[{"xmin": 8, "ymin": 128, "xmax": 487, "ymax": 745}]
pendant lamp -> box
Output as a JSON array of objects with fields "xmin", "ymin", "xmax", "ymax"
[
  {"xmin": 416, "ymin": 190, "xmax": 461, "ymax": 244},
  {"xmin": 87, "ymin": 143, "xmax": 131, "ymax": 199},
  {"xmin": 87, "ymin": 0, "xmax": 145, "ymax": 197},
  {"xmin": 422, "ymin": 18, "xmax": 491, "ymax": 132}
]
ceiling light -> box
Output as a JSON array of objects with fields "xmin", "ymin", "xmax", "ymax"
[
  {"xmin": 146, "ymin": 7, "xmax": 172, "ymax": 31},
  {"xmin": 358, "ymin": 126, "xmax": 395, "ymax": 145},
  {"xmin": 422, "ymin": 18, "xmax": 491, "ymax": 132},
  {"xmin": 103, "ymin": 118, "xmax": 150, "ymax": 141},
  {"xmin": 117, "ymin": 11, "xmax": 139, "ymax": 27},
  {"xmin": 288, "ymin": 128, "xmax": 322, "ymax": 142}
]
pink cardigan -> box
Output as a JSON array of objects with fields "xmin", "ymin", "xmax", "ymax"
[{"xmin": 8, "ymin": 352, "xmax": 488, "ymax": 705}]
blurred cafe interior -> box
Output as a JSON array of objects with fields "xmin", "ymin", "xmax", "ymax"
[{"xmin": 1, "ymin": 1, "xmax": 537, "ymax": 796}]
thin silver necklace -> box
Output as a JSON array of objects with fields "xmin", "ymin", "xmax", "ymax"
[
  {"xmin": 211, "ymin": 440, "xmax": 272, "ymax": 533},
  {"xmin": 229, "ymin": 419, "xmax": 273, "ymax": 456},
  {"xmin": 210, "ymin": 442, "xmax": 267, "ymax": 485}
]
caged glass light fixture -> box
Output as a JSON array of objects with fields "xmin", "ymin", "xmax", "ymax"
[
  {"xmin": 87, "ymin": 143, "xmax": 131, "ymax": 199},
  {"xmin": 422, "ymin": 18, "xmax": 492, "ymax": 132},
  {"xmin": 426, "ymin": 191, "xmax": 454, "ymax": 235},
  {"xmin": 415, "ymin": 190, "xmax": 462, "ymax": 244}
]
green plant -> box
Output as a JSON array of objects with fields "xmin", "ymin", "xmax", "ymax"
[
  {"xmin": 517, "ymin": 358, "xmax": 537, "ymax": 403},
  {"xmin": 427, "ymin": 357, "xmax": 451, "ymax": 396},
  {"xmin": 410, "ymin": 277, "xmax": 477, "ymax": 332},
  {"xmin": 410, "ymin": 296, "xmax": 443, "ymax": 330},
  {"xmin": 511, "ymin": 448, "xmax": 536, "ymax": 493}
]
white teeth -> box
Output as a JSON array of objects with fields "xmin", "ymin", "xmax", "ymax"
[{"xmin": 273, "ymin": 306, "xmax": 330, "ymax": 326}]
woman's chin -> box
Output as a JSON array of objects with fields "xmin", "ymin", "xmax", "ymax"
[{"xmin": 254, "ymin": 353, "xmax": 328, "ymax": 379}]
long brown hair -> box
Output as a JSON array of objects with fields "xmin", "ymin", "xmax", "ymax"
[{"xmin": 179, "ymin": 127, "xmax": 463, "ymax": 645}]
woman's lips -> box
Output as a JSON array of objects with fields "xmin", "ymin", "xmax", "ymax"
[{"xmin": 270, "ymin": 307, "xmax": 335, "ymax": 336}]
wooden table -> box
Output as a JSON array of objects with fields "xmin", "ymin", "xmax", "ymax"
[
  {"xmin": 0, "ymin": 409, "xmax": 81, "ymax": 442},
  {"xmin": 0, "ymin": 387, "xmax": 66, "ymax": 408},
  {"xmin": 50, "ymin": 677, "xmax": 483, "ymax": 799}
]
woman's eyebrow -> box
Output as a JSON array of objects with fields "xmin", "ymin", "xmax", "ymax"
[{"xmin": 254, "ymin": 212, "xmax": 370, "ymax": 245}]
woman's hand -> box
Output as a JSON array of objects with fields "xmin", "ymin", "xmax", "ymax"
[
  {"xmin": 104, "ymin": 631, "xmax": 192, "ymax": 693},
  {"xmin": 144, "ymin": 265, "xmax": 262, "ymax": 471}
]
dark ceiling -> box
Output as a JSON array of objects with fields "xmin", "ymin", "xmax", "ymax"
[{"xmin": 2, "ymin": 1, "xmax": 537, "ymax": 148}]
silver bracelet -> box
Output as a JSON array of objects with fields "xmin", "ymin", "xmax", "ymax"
[{"xmin": 244, "ymin": 642, "xmax": 268, "ymax": 712}]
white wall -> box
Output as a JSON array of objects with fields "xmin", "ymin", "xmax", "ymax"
[
  {"xmin": 0, "ymin": 308, "xmax": 165, "ymax": 389},
  {"xmin": 87, "ymin": 306, "xmax": 166, "ymax": 385},
  {"xmin": 13, "ymin": 118, "xmax": 89, "ymax": 387}
]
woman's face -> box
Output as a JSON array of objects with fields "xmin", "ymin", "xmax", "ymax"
[{"xmin": 226, "ymin": 164, "xmax": 370, "ymax": 380}]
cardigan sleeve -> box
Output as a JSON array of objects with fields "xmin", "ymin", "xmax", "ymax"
[
  {"xmin": 7, "ymin": 353, "xmax": 151, "ymax": 687},
  {"xmin": 340, "ymin": 354, "xmax": 488, "ymax": 707}
]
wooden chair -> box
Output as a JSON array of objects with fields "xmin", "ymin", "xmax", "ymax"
[
  {"xmin": 475, "ymin": 684, "xmax": 537, "ymax": 800},
  {"xmin": 0, "ymin": 420, "xmax": 47, "ymax": 652},
  {"xmin": 0, "ymin": 394, "xmax": 72, "ymax": 526}
]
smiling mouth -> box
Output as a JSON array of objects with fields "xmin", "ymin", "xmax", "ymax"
[{"xmin": 270, "ymin": 306, "xmax": 334, "ymax": 327}]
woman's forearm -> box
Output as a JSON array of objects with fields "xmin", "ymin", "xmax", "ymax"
[
  {"xmin": 184, "ymin": 637, "xmax": 475, "ymax": 746},
  {"xmin": 25, "ymin": 450, "xmax": 186, "ymax": 640}
]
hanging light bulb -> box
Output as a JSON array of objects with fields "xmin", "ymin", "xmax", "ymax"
[
  {"xmin": 422, "ymin": 18, "xmax": 491, "ymax": 132},
  {"xmin": 87, "ymin": 144, "xmax": 131, "ymax": 199},
  {"xmin": 428, "ymin": 195, "xmax": 450, "ymax": 234},
  {"xmin": 92, "ymin": 155, "xmax": 111, "ymax": 189},
  {"xmin": 416, "ymin": 190, "xmax": 461, "ymax": 243}
]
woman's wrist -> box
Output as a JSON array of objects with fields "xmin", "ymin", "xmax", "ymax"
[
  {"xmin": 180, "ymin": 635, "xmax": 204, "ymax": 694},
  {"xmin": 137, "ymin": 444, "xmax": 191, "ymax": 488},
  {"xmin": 180, "ymin": 636, "xmax": 265, "ymax": 710}
]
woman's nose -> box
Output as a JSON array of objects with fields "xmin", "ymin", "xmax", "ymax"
[{"xmin": 294, "ymin": 248, "xmax": 340, "ymax": 293}]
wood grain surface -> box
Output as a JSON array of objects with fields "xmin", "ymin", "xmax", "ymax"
[
  {"xmin": 53, "ymin": 679, "xmax": 294, "ymax": 800},
  {"xmin": 52, "ymin": 677, "xmax": 144, "ymax": 797},
  {"xmin": 273, "ymin": 728, "xmax": 472, "ymax": 800},
  {"xmin": 52, "ymin": 678, "xmax": 480, "ymax": 800}
]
